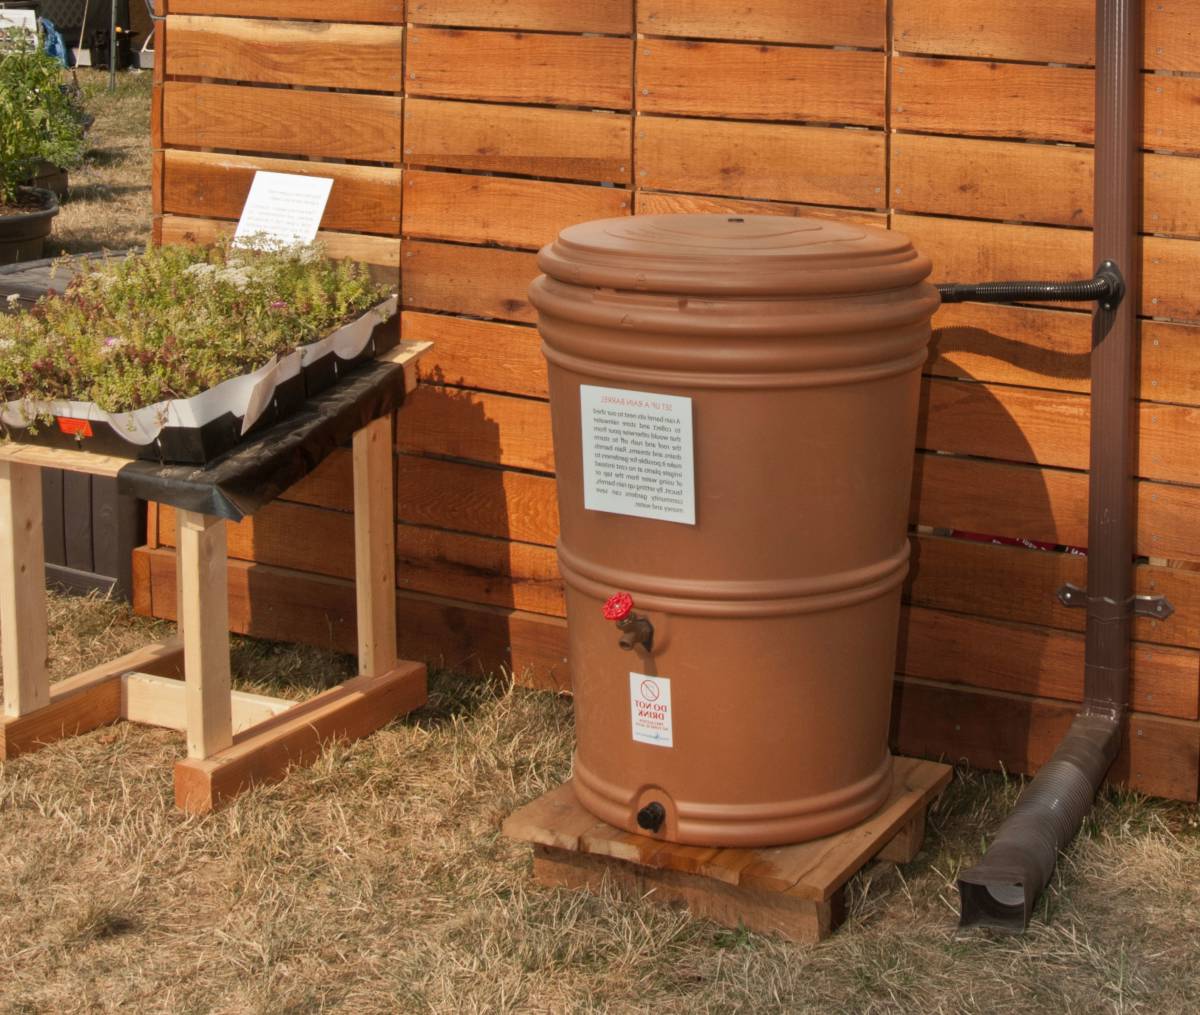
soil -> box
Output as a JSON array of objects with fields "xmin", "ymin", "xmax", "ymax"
[{"xmin": 0, "ymin": 193, "xmax": 52, "ymax": 217}]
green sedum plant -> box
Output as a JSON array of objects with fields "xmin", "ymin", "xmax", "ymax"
[
  {"xmin": 0, "ymin": 239, "xmax": 389, "ymax": 415},
  {"xmin": 0, "ymin": 28, "xmax": 87, "ymax": 206}
]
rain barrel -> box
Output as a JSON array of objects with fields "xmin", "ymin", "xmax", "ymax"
[{"xmin": 530, "ymin": 214, "xmax": 939, "ymax": 847}]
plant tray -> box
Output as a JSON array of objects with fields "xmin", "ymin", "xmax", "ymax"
[{"xmin": 1, "ymin": 297, "xmax": 397, "ymax": 465}]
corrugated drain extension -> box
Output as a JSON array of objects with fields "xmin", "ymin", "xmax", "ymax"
[{"xmin": 936, "ymin": 262, "xmax": 1124, "ymax": 310}]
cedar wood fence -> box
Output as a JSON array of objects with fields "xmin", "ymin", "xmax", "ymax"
[{"xmin": 138, "ymin": 0, "xmax": 1200, "ymax": 801}]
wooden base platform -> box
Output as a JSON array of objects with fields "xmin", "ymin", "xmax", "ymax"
[{"xmin": 503, "ymin": 756, "xmax": 952, "ymax": 944}]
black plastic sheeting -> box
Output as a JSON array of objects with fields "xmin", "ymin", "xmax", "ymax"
[{"xmin": 117, "ymin": 358, "xmax": 406, "ymax": 522}]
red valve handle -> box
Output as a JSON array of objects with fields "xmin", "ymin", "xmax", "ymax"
[{"xmin": 602, "ymin": 592, "xmax": 634, "ymax": 622}]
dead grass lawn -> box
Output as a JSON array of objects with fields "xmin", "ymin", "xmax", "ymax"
[
  {"xmin": 1, "ymin": 592, "xmax": 1200, "ymax": 1014},
  {"xmin": 49, "ymin": 69, "xmax": 153, "ymax": 256}
]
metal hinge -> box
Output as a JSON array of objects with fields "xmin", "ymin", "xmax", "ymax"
[{"xmin": 1057, "ymin": 582, "xmax": 1174, "ymax": 620}]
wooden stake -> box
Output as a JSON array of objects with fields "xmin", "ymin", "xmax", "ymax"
[
  {"xmin": 352, "ymin": 415, "xmax": 398, "ymax": 677},
  {"xmin": 177, "ymin": 510, "xmax": 233, "ymax": 759},
  {"xmin": 0, "ymin": 462, "xmax": 49, "ymax": 717}
]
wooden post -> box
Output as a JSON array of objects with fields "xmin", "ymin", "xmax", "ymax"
[
  {"xmin": 0, "ymin": 462, "xmax": 49, "ymax": 717},
  {"xmin": 176, "ymin": 510, "xmax": 233, "ymax": 759},
  {"xmin": 352, "ymin": 415, "xmax": 398, "ymax": 678}
]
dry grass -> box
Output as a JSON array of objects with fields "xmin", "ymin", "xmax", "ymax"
[
  {"xmin": 2, "ymin": 592, "xmax": 1200, "ymax": 1014},
  {"xmin": 49, "ymin": 69, "xmax": 154, "ymax": 257}
]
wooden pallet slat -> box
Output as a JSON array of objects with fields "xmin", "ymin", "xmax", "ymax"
[
  {"xmin": 636, "ymin": 115, "xmax": 886, "ymax": 209},
  {"xmin": 168, "ymin": 1, "xmax": 405, "ymax": 23},
  {"xmin": 161, "ymin": 151, "xmax": 402, "ymax": 237},
  {"xmin": 402, "ymin": 313, "xmax": 548, "ymax": 398},
  {"xmin": 635, "ymin": 192, "xmax": 889, "ymax": 229},
  {"xmin": 898, "ymin": 604, "xmax": 1200, "ymax": 720},
  {"xmin": 905, "ymin": 533, "xmax": 1200, "ymax": 652},
  {"xmin": 166, "ymin": 15, "xmax": 405, "ymax": 91},
  {"xmin": 401, "ymin": 241, "xmax": 540, "ymax": 324},
  {"xmin": 395, "ymin": 385, "xmax": 554, "ymax": 473},
  {"xmin": 637, "ymin": 40, "xmax": 886, "ymax": 126},
  {"xmin": 894, "ymin": 0, "xmax": 1200, "ymax": 72},
  {"xmin": 407, "ymin": 0, "xmax": 633, "ymax": 34},
  {"xmin": 407, "ymin": 28, "xmax": 633, "ymax": 109},
  {"xmin": 162, "ymin": 81, "xmax": 404, "ymax": 163},
  {"xmin": 892, "ymin": 134, "xmax": 1200, "ymax": 238},
  {"xmin": 405, "ymin": 98, "xmax": 632, "ymax": 183},
  {"xmin": 402, "ymin": 171, "xmax": 630, "ymax": 251},
  {"xmin": 160, "ymin": 216, "xmax": 401, "ymax": 275},
  {"xmin": 638, "ymin": 0, "xmax": 885, "ymax": 49}
]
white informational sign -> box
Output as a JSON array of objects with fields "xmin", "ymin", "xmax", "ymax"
[
  {"xmin": 580, "ymin": 384, "xmax": 695, "ymax": 525},
  {"xmin": 234, "ymin": 171, "xmax": 334, "ymax": 248},
  {"xmin": 0, "ymin": 10, "xmax": 38, "ymax": 39},
  {"xmin": 630, "ymin": 673, "xmax": 673, "ymax": 748}
]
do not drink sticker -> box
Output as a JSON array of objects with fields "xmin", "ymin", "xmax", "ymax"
[{"xmin": 630, "ymin": 673, "xmax": 673, "ymax": 748}]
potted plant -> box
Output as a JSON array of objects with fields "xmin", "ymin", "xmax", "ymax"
[
  {"xmin": 0, "ymin": 29, "xmax": 86, "ymax": 265},
  {"xmin": 0, "ymin": 239, "xmax": 397, "ymax": 462}
]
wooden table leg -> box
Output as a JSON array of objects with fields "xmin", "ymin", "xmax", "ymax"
[
  {"xmin": 352, "ymin": 415, "xmax": 398, "ymax": 678},
  {"xmin": 0, "ymin": 461, "xmax": 49, "ymax": 718},
  {"xmin": 176, "ymin": 510, "xmax": 233, "ymax": 759}
]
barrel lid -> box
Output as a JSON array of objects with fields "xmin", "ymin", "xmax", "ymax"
[{"xmin": 537, "ymin": 214, "xmax": 931, "ymax": 298}]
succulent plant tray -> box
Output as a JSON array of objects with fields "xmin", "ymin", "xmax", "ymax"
[{"xmin": 0, "ymin": 296, "xmax": 397, "ymax": 465}]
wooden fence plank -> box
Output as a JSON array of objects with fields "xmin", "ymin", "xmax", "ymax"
[
  {"xmin": 405, "ymin": 99, "xmax": 631, "ymax": 183},
  {"xmin": 637, "ymin": 40, "xmax": 885, "ymax": 126},
  {"xmin": 395, "ymin": 525, "xmax": 563, "ymax": 616},
  {"xmin": 892, "ymin": 134, "xmax": 1200, "ymax": 238},
  {"xmin": 892, "ymin": 677, "xmax": 1200, "ymax": 801},
  {"xmin": 166, "ymin": 16, "xmax": 404, "ymax": 91},
  {"xmin": 263, "ymin": 450, "xmax": 560, "ymax": 547},
  {"xmin": 893, "ymin": 56, "xmax": 1200, "ymax": 152},
  {"xmin": 894, "ymin": 213, "xmax": 1200, "ymax": 322},
  {"xmin": 638, "ymin": 0, "xmax": 885, "ymax": 48},
  {"xmin": 157, "ymin": 502, "xmax": 565, "ymax": 617},
  {"xmin": 168, "ymin": 1, "xmax": 405, "ymax": 22},
  {"xmin": 160, "ymin": 216, "xmax": 401, "ymax": 274},
  {"xmin": 922, "ymin": 378, "xmax": 1200, "ymax": 487},
  {"xmin": 402, "ymin": 171, "xmax": 630, "ymax": 250},
  {"xmin": 401, "ymin": 241, "xmax": 540, "ymax": 323},
  {"xmin": 894, "ymin": 0, "xmax": 1200, "ymax": 72},
  {"xmin": 407, "ymin": 28, "xmax": 632, "ymax": 109},
  {"xmin": 395, "ymin": 456, "xmax": 559, "ymax": 546},
  {"xmin": 905, "ymin": 533, "xmax": 1200, "ymax": 651},
  {"xmin": 636, "ymin": 115, "xmax": 885, "ymax": 209},
  {"xmin": 402, "ymin": 313, "xmax": 548, "ymax": 398},
  {"xmin": 162, "ymin": 151, "xmax": 402, "ymax": 236},
  {"xmin": 396, "ymin": 386, "xmax": 554, "ymax": 473},
  {"xmin": 162, "ymin": 82, "xmax": 403, "ymax": 162},
  {"xmin": 898, "ymin": 605, "xmax": 1199, "ymax": 720},
  {"xmin": 635, "ymin": 192, "xmax": 888, "ymax": 229},
  {"xmin": 138, "ymin": 547, "xmax": 571, "ymax": 691},
  {"xmin": 911, "ymin": 452, "xmax": 1200, "ymax": 565},
  {"xmin": 407, "ymin": 0, "xmax": 632, "ymax": 34},
  {"xmin": 926, "ymin": 302, "xmax": 1200, "ymax": 408}
]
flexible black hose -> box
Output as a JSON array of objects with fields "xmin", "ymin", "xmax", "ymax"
[{"xmin": 937, "ymin": 275, "xmax": 1115, "ymax": 304}]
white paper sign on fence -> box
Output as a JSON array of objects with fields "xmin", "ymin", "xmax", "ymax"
[
  {"xmin": 234, "ymin": 171, "xmax": 333, "ymax": 248},
  {"xmin": 580, "ymin": 384, "xmax": 696, "ymax": 525}
]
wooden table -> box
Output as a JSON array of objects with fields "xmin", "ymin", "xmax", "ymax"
[{"xmin": 0, "ymin": 342, "xmax": 431, "ymax": 813}]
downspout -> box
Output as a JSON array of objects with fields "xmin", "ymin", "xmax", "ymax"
[{"xmin": 949, "ymin": 0, "xmax": 1144, "ymax": 932}]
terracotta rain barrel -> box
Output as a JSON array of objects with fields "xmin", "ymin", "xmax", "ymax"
[{"xmin": 531, "ymin": 214, "xmax": 939, "ymax": 848}]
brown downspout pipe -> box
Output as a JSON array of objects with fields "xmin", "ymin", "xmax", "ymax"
[{"xmin": 955, "ymin": 0, "xmax": 1142, "ymax": 932}]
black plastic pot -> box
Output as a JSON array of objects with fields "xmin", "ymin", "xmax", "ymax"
[{"xmin": 0, "ymin": 188, "xmax": 60, "ymax": 266}]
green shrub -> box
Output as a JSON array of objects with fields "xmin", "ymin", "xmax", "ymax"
[
  {"xmin": 0, "ymin": 239, "xmax": 389, "ymax": 414},
  {"xmin": 0, "ymin": 28, "xmax": 87, "ymax": 205}
]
